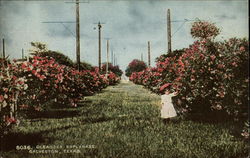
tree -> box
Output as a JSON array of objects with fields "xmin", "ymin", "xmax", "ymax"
[
  {"xmin": 190, "ymin": 20, "xmax": 220, "ymax": 40},
  {"xmin": 125, "ymin": 59, "xmax": 147, "ymax": 77},
  {"xmin": 101, "ymin": 63, "xmax": 123, "ymax": 76},
  {"xmin": 30, "ymin": 42, "xmax": 93, "ymax": 70}
]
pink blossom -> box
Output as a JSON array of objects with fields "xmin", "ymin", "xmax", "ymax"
[
  {"xmin": 210, "ymin": 55, "xmax": 216, "ymax": 61},
  {"xmin": 239, "ymin": 46, "xmax": 245, "ymax": 51},
  {"xmin": 0, "ymin": 95, "xmax": 4, "ymax": 102}
]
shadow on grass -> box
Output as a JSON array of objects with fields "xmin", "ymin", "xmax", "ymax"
[
  {"xmin": 82, "ymin": 115, "xmax": 164, "ymax": 125},
  {"xmin": 22, "ymin": 110, "xmax": 81, "ymax": 119},
  {"xmin": 0, "ymin": 125, "xmax": 78, "ymax": 151},
  {"xmin": 0, "ymin": 132, "xmax": 45, "ymax": 151},
  {"xmin": 183, "ymin": 112, "xmax": 246, "ymax": 140}
]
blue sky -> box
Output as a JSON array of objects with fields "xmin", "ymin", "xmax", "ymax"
[{"xmin": 0, "ymin": 0, "xmax": 248, "ymax": 71}]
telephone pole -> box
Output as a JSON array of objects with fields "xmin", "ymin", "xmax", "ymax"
[
  {"xmin": 148, "ymin": 41, "xmax": 151, "ymax": 67},
  {"xmin": 105, "ymin": 38, "xmax": 111, "ymax": 75},
  {"xmin": 111, "ymin": 50, "xmax": 113, "ymax": 65},
  {"xmin": 94, "ymin": 21, "xmax": 105, "ymax": 70},
  {"xmin": 2, "ymin": 38, "xmax": 5, "ymax": 59},
  {"xmin": 43, "ymin": 1, "xmax": 89, "ymax": 71},
  {"xmin": 167, "ymin": 9, "xmax": 172, "ymax": 53},
  {"xmin": 98, "ymin": 22, "xmax": 102, "ymax": 70},
  {"xmin": 141, "ymin": 53, "xmax": 143, "ymax": 61},
  {"xmin": 22, "ymin": 48, "xmax": 24, "ymax": 59},
  {"xmin": 76, "ymin": 0, "xmax": 80, "ymax": 70},
  {"xmin": 106, "ymin": 39, "xmax": 109, "ymax": 75}
]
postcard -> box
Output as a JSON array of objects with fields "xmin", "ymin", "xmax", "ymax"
[{"xmin": 0, "ymin": 0, "xmax": 248, "ymax": 157}]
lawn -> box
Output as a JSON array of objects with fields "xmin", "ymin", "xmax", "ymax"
[{"xmin": 1, "ymin": 81, "xmax": 248, "ymax": 158}]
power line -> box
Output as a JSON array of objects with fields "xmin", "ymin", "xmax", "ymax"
[
  {"xmin": 171, "ymin": 21, "xmax": 186, "ymax": 37},
  {"xmin": 42, "ymin": 21, "xmax": 76, "ymax": 37},
  {"xmin": 42, "ymin": 21, "xmax": 75, "ymax": 23},
  {"xmin": 171, "ymin": 19, "xmax": 196, "ymax": 23},
  {"xmin": 61, "ymin": 23, "xmax": 76, "ymax": 37},
  {"xmin": 171, "ymin": 19, "xmax": 196, "ymax": 37}
]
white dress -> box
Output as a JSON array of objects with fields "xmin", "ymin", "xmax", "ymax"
[{"xmin": 161, "ymin": 94, "xmax": 177, "ymax": 118}]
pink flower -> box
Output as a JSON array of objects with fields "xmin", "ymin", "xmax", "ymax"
[
  {"xmin": 12, "ymin": 76, "xmax": 17, "ymax": 80},
  {"xmin": 239, "ymin": 46, "xmax": 245, "ymax": 51},
  {"xmin": 231, "ymin": 62, "xmax": 237, "ymax": 67},
  {"xmin": 32, "ymin": 70, "xmax": 37, "ymax": 75},
  {"xmin": 191, "ymin": 76, "xmax": 195, "ymax": 82},
  {"xmin": 21, "ymin": 63, "xmax": 27, "ymax": 69},
  {"xmin": 5, "ymin": 116, "xmax": 17, "ymax": 125},
  {"xmin": 210, "ymin": 55, "xmax": 216, "ymax": 61},
  {"xmin": 217, "ymin": 91, "xmax": 225, "ymax": 98},
  {"xmin": 38, "ymin": 75, "xmax": 46, "ymax": 80},
  {"xmin": 3, "ymin": 88, "xmax": 8, "ymax": 93},
  {"xmin": 27, "ymin": 67, "xmax": 32, "ymax": 71},
  {"xmin": 18, "ymin": 80, "xmax": 24, "ymax": 85},
  {"xmin": 19, "ymin": 104, "xmax": 29, "ymax": 109},
  {"xmin": 0, "ymin": 95, "xmax": 4, "ymax": 102},
  {"xmin": 217, "ymin": 64, "xmax": 225, "ymax": 69}
]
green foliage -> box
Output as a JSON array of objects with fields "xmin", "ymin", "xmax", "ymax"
[
  {"xmin": 191, "ymin": 20, "xmax": 220, "ymax": 39},
  {"xmin": 125, "ymin": 59, "xmax": 147, "ymax": 77},
  {"xmin": 77, "ymin": 61, "xmax": 94, "ymax": 71},
  {"xmin": 34, "ymin": 50, "xmax": 74, "ymax": 67},
  {"xmin": 30, "ymin": 42, "xmax": 47, "ymax": 53},
  {"xmin": 30, "ymin": 42, "xmax": 93, "ymax": 70},
  {"xmin": 101, "ymin": 62, "xmax": 123, "ymax": 77},
  {"xmin": 156, "ymin": 49, "xmax": 185, "ymax": 62}
]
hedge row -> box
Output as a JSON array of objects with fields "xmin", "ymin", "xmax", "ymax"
[
  {"xmin": 0, "ymin": 55, "xmax": 120, "ymax": 133},
  {"xmin": 130, "ymin": 38, "xmax": 248, "ymax": 120}
]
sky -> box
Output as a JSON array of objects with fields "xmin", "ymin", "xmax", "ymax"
[{"xmin": 0, "ymin": 0, "xmax": 248, "ymax": 71}]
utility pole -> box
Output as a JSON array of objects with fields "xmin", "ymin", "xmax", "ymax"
[
  {"xmin": 106, "ymin": 39, "xmax": 109, "ymax": 75},
  {"xmin": 2, "ymin": 38, "xmax": 5, "ymax": 59},
  {"xmin": 98, "ymin": 22, "xmax": 102, "ymax": 70},
  {"xmin": 64, "ymin": 0, "xmax": 89, "ymax": 70},
  {"xmin": 22, "ymin": 48, "xmax": 24, "ymax": 59},
  {"xmin": 167, "ymin": 9, "xmax": 172, "ymax": 53},
  {"xmin": 148, "ymin": 41, "xmax": 151, "ymax": 67},
  {"xmin": 111, "ymin": 50, "xmax": 113, "ymax": 65},
  {"xmin": 94, "ymin": 21, "xmax": 105, "ymax": 70},
  {"xmin": 76, "ymin": 0, "xmax": 80, "ymax": 70},
  {"xmin": 141, "ymin": 53, "xmax": 143, "ymax": 61}
]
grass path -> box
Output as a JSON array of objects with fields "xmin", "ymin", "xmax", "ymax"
[{"xmin": 1, "ymin": 81, "xmax": 248, "ymax": 158}]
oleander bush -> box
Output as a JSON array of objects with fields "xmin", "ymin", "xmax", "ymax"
[
  {"xmin": 101, "ymin": 63, "xmax": 123, "ymax": 77},
  {"xmin": 125, "ymin": 59, "xmax": 147, "ymax": 77},
  {"xmin": 129, "ymin": 21, "xmax": 249, "ymax": 124},
  {"xmin": 0, "ymin": 60, "xmax": 27, "ymax": 135},
  {"xmin": 0, "ymin": 44, "xmax": 121, "ymax": 134}
]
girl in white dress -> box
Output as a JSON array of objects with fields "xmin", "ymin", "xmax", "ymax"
[{"xmin": 161, "ymin": 91, "xmax": 177, "ymax": 124}]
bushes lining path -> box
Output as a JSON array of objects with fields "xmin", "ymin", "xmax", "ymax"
[{"xmin": 1, "ymin": 81, "xmax": 248, "ymax": 158}]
